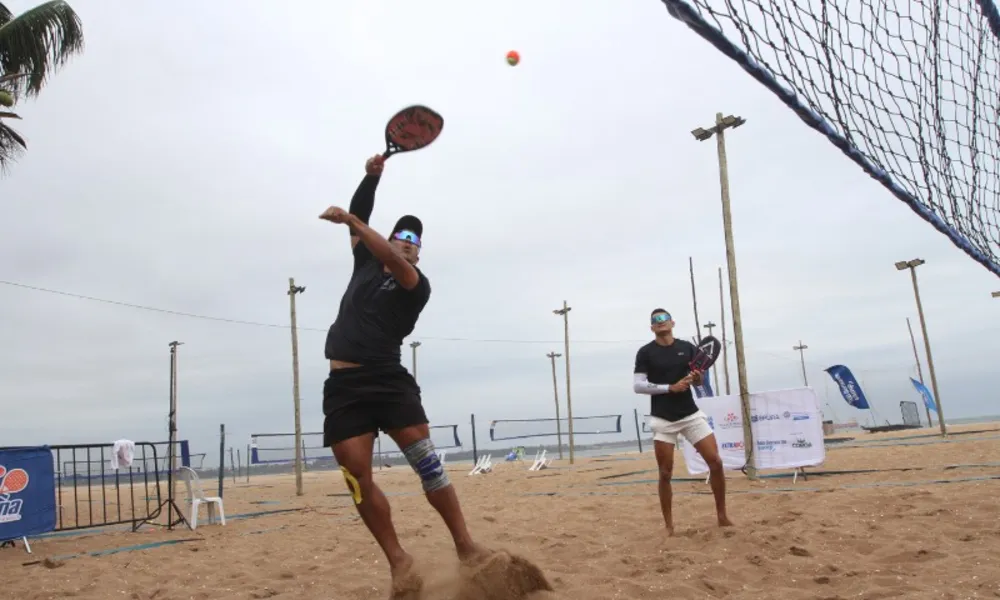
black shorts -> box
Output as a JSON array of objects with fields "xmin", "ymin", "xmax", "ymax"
[{"xmin": 322, "ymin": 363, "xmax": 429, "ymax": 447}]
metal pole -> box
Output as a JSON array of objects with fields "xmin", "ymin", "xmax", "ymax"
[
  {"xmin": 288, "ymin": 278, "xmax": 306, "ymax": 496},
  {"xmin": 693, "ymin": 112, "xmax": 755, "ymax": 478},
  {"xmin": 217, "ymin": 424, "xmax": 225, "ymax": 498},
  {"xmin": 410, "ymin": 341, "xmax": 421, "ymax": 381},
  {"xmin": 718, "ymin": 267, "xmax": 731, "ymax": 395},
  {"xmin": 633, "ymin": 408, "xmax": 643, "ymax": 453},
  {"xmin": 793, "ymin": 341, "xmax": 809, "ymax": 387},
  {"xmin": 703, "ymin": 321, "xmax": 720, "ymax": 392},
  {"xmin": 553, "ymin": 301, "xmax": 575, "ymax": 464},
  {"xmin": 908, "ymin": 265, "xmax": 946, "ymax": 436},
  {"xmin": 547, "ymin": 352, "xmax": 563, "ymax": 459},
  {"xmin": 689, "ymin": 257, "xmax": 702, "ymax": 342},
  {"xmin": 906, "ymin": 317, "xmax": 933, "ymax": 428},
  {"xmin": 470, "ymin": 414, "xmax": 478, "ymax": 465},
  {"xmin": 167, "ymin": 341, "xmax": 183, "ymax": 528}
]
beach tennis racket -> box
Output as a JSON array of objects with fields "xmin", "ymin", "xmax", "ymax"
[
  {"xmin": 381, "ymin": 105, "xmax": 444, "ymax": 159},
  {"xmin": 0, "ymin": 467, "xmax": 29, "ymax": 494},
  {"xmin": 690, "ymin": 335, "xmax": 722, "ymax": 372}
]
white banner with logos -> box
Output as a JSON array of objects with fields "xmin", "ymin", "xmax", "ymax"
[{"xmin": 676, "ymin": 387, "xmax": 825, "ymax": 475}]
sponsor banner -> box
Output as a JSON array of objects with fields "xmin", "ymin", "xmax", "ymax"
[
  {"xmin": 0, "ymin": 446, "xmax": 56, "ymax": 542},
  {"xmin": 676, "ymin": 387, "xmax": 826, "ymax": 475}
]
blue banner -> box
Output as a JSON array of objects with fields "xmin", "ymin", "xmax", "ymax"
[
  {"xmin": 824, "ymin": 364, "xmax": 871, "ymax": 410},
  {"xmin": 693, "ymin": 368, "xmax": 714, "ymax": 398},
  {"xmin": 909, "ymin": 378, "xmax": 937, "ymax": 413},
  {"xmin": 0, "ymin": 447, "xmax": 56, "ymax": 542}
]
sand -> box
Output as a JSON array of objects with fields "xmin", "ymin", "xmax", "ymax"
[{"xmin": 4, "ymin": 423, "xmax": 1000, "ymax": 600}]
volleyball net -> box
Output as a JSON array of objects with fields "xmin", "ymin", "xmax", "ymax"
[
  {"xmin": 660, "ymin": 0, "xmax": 1000, "ymax": 277},
  {"xmin": 488, "ymin": 414, "xmax": 623, "ymax": 442},
  {"xmin": 249, "ymin": 424, "xmax": 462, "ymax": 466}
]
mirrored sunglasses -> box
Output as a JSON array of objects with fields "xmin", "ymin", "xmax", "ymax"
[
  {"xmin": 651, "ymin": 313, "xmax": 671, "ymax": 325},
  {"xmin": 393, "ymin": 229, "xmax": 421, "ymax": 247}
]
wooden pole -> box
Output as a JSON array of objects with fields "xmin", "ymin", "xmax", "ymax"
[
  {"xmin": 553, "ymin": 302, "xmax": 575, "ymax": 464},
  {"xmin": 288, "ymin": 278, "xmax": 306, "ymax": 496},
  {"xmin": 546, "ymin": 351, "xmax": 563, "ymax": 459},
  {"xmin": 689, "ymin": 257, "xmax": 702, "ymax": 342},
  {"xmin": 718, "ymin": 267, "xmax": 731, "ymax": 394}
]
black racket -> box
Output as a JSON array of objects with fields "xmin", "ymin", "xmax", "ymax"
[
  {"xmin": 690, "ymin": 335, "xmax": 722, "ymax": 372},
  {"xmin": 381, "ymin": 105, "xmax": 444, "ymax": 159}
]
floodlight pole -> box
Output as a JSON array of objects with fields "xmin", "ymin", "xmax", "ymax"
[
  {"xmin": 410, "ymin": 341, "xmax": 421, "ymax": 381},
  {"xmin": 553, "ymin": 301, "xmax": 575, "ymax": 464},
  {"xmin": 906, "ymin": 317, "xmax": 934, "ymax": 428},
  {"xmin": 546, "ymin": 351, "xmax": 564, "ymax": 459},
  {"xmin": 718, "ymin": 267, "xmax": 731, "ymax": 395},
  {"xmin": 894, "ymin": 259, "xmax": 946, "ymax": 436},
  {"xmin": 792, "ymin": 341, "xmax": 809, "ymax": 387},
  {"xmin": 692, "ymin": 112, "xmax": 755, "ymax": 479},
  {"xmin": 288, "ymin": 278, "xmax": 306, "ymax": 496},
  {"xmin": 703, "ymin": 321, "xmax": 720, "ymax": 392}
]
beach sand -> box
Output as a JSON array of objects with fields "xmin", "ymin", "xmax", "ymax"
[{"xmin": 4, "ymin": 423, "xmax": 1000, "ymax": 599}]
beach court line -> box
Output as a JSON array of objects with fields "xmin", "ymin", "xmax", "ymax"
[
  {"xmin": 523, "ymin": 474, "xmax": 1000, "ymax": 498},
  {"xmin": 22, "ymin": 538, "xmax": 203, "ymax": 567},
  {"xmin": 595, "ymin": 462, "xmax": 1000, "ymax": 485}
]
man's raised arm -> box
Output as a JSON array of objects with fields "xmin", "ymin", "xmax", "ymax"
[{"xmin": 348, "ymin": 155, "xmax": 385, "ymax": 250}]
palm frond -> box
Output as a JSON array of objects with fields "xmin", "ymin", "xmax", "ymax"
[
  {"xmin": 0, "ymin": 116, "xmax": 27, "ymax": 174},
  {"xmin": 0, "ymin": 0, "xmax": 84, "ymax": 97},
  {"xmin": 0, "ymin": 3, "xmax": 14, "ymax": 26},
  {"xmin": 0, "ymin": 72, "xmax": 26, "ymax": 85}
]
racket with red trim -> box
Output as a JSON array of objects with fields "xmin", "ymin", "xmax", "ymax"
[
  {"xmin": 381, "ymin": 105, "xmax": 444, "ymax": 159},
  {"xmin": 690, "ymin": 335, "xmax": 722, "ymax": 372},
  {"xmin": 0, "ymin": 467, "xmax": 29, "ymax": 494}
]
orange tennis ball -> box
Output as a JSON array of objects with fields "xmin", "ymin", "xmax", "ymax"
[{"xmin": 506, "ymin": 50, "xmax": 520, "ymax": 66}]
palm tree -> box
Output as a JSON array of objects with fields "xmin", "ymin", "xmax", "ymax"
[{"xmin": 0, "ymin": 0, "xmax": 84, "ymax": 173}]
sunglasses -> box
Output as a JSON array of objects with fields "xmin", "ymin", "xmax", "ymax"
[
  {"xmin": 392, "ymin": 229, "xmax": 421, "ymax": 248},
  {"xmin": 651, "ymin": 313, "xmax": 672, "ymax": 325}
]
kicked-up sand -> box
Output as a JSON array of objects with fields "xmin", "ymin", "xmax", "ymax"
[{"xmin": 3, "ymin": 423, "xmax": 1000, "ymax": 599}]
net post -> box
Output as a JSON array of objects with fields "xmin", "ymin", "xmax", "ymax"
[
  {"xmin": 218, "ymin": 424, "xmax": 225, "ymax": 499},
  {"xmin": 633, "ymin": 408, "xmax": 643, "ymax": 453},
  {"xmin": 470, "ymin": 414, "xmax": 478, "ymax": 465}
]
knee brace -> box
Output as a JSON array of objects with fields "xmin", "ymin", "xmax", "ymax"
[
  {"xmin": 402, "ymin": 438, "xmax": 450, "ymax": 493},
  {"xmin": 340, "ymin": 466, "xmax": 363, "ymax": 505}
]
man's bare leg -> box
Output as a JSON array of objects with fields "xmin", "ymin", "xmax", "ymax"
[
  {"xmin": 388, "ymin": 424, "xmax": 488, "ymax": 562},
  {"xmin": 692, "ymin": 434, "xmax": 734, "ymax": 527},
  {"xmin": 653, "ymin": 440, "xmax": 675, "ymax": 536},
  {"xmin": 332, "ymin": 433, "xmax": 415, "ymax": 576}
]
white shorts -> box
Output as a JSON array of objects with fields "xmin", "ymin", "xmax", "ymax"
[{"xmin": 649, "ymin": 411, "xmax": 713, "ymax": 446}]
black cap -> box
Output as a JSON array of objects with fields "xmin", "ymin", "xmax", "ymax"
[{"xmin": 392, "ymin": 215, "xmax": 423, "ymax": 238}]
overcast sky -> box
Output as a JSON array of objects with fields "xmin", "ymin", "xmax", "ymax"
[{"xmin": 2, "ymin": 0, "xmax": 998, "ymax": 468}]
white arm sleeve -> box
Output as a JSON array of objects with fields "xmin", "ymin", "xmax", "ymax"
[{"xmin": 633, "ymin": 373, "xmax": 672, "ymax": 395}]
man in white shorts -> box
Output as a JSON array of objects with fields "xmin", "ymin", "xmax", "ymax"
[{"xmin": 633, "ymin": 308, "xmax": 733, "ymax": 535}]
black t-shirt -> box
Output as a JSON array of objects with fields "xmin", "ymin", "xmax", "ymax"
[
  {"xmin": 634, "ymin": 339, "xmax": 699, "ymax": 422},
  {"xmin": 324, "ymin": 242, "xmax": 430, "ymax": 365}
]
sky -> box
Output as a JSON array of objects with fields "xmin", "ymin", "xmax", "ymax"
[{"xmin": 1, "ymin": 0, "xmax": 998, "ymax": 470}]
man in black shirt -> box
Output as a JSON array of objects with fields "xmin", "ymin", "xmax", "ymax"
[
  {"xmin": 319, "ymin": 154, "xmax": 489, "ymax": 594},
  {"xmin": 633, "ymin": 308, "xmax": 733, "ymax": 535}
]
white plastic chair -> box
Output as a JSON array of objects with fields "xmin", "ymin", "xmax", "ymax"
[
  {"xmin": 469, "ymin": 454, "xmax": 493, "ymax": 476},
  {"xmin": 177, "ymin": 466, "xmax": 226, "ymax": 530},
  {"xmin": 528, "ymin": 449, "xmax": 551, "ymax": 471}
]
